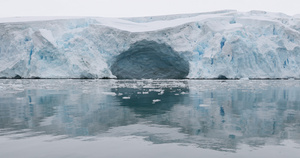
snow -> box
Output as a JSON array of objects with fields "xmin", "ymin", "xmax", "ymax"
[
  {"xmin": 0, "ymin": 10, "xmax": 300, "ymax": 79},
  {"xmin": 0, "ymin": 16, "xmax": 81, "ymax": 23}
]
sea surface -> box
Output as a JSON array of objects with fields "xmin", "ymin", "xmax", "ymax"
[{"xmin": 0, "ymin": 79, "xmax": 300, "ymax": 158}]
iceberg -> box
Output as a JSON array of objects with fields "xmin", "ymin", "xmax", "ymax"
[{"xmin": 0, "ymin": 10, "xmax": 300, "ymax": 79}]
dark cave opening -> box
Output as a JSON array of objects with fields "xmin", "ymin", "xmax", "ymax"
[{"xmin": 111, "ymin": 40, "xmax": 189, "ymax": 79}]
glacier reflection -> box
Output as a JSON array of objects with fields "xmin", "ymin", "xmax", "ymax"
[{"xmin": 0, "ymin": 79, "xmax": 300, "ymax": 151}]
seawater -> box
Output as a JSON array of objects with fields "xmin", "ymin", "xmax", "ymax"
[{"xmin": 0, "ymin": 79, "xmax": 300, "ymax": 158}]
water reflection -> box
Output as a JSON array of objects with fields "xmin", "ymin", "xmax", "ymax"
[
  {"xmin": 0, "ymin": 79, "xmax": 300, "ymax": 152},
  {"xmin": 112, "ymin": 87, "xmax": 189, "ymax": 117}
]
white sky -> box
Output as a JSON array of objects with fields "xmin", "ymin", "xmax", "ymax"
[{"xmin": 0, "ymin": 0, "xmax": 300, "ymax": 18}]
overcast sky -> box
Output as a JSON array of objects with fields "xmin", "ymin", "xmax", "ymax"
[{"xmin": 0, "ymin": 0, "xmax": 300, "ymax": 18}]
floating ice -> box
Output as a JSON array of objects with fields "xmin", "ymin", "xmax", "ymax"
[
  {"xmin": 152, "ymin": 99, "xmax": 161, "ymax": 104},
  {"xmin": 122, "ymin": 96, "xmax": 131, "ymax": 99},
  {"xmin": 102, "ymin": 92, "xmax": 117, "ymax": 96}
]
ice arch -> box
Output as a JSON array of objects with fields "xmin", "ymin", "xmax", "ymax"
[{"xmin": 111, "ymin": 40, "xmax": 189, "ymax": 79}]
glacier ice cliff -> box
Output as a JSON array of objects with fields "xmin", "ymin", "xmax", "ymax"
[{"xmin": 1, "ymin": 10, "xmax": 300, "ymax": 79}]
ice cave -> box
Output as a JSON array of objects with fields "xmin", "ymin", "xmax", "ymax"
[{"xmin": 111, "ymin": 40, "xmax": 189, "ymax": 79}]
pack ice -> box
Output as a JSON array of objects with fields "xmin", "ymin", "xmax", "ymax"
[{"xmin": 1, "ymin": 10, "xmax": 300, "ymax": 79}]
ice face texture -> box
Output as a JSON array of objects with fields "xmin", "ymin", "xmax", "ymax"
[{"xmin": 0, "ymin": 10, "xmax": 300, "ymax": 79}]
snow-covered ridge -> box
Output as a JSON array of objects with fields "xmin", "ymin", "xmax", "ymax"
[{"xmin": 0, "ymin": 10, "xmax": 300, "ymax": 79}]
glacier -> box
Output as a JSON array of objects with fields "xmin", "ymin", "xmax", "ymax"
[{"xmin": 0, "ymin": 10, "xmax": 300, "ymax": 79}]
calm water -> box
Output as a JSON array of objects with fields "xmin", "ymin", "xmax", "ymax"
[{"xmin": 0, "ymin": 79, "xmax": 300, "ymax": 158}]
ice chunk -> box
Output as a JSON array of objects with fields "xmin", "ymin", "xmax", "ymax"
[{"xmin": 152, "ymin": 99, "xmax": 161, "ymax": 104}]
